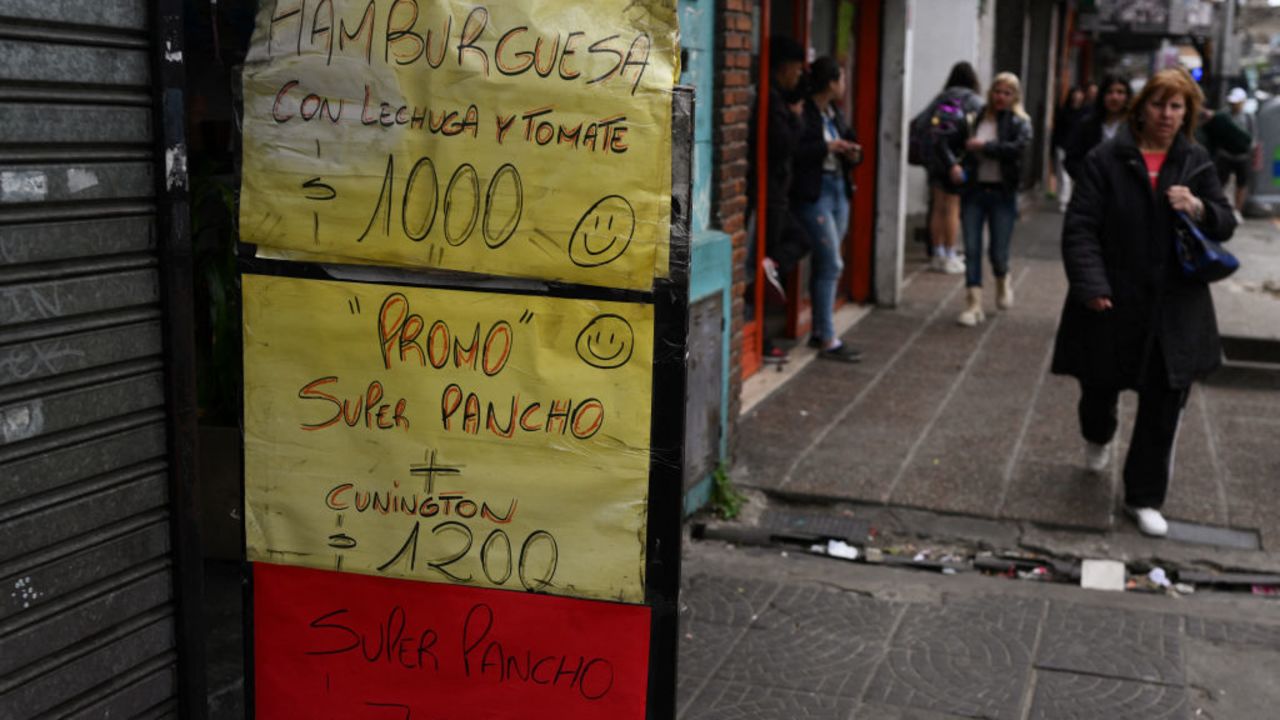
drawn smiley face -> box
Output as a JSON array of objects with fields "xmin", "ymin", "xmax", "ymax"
[
  {"xmin": 575, "ymin": 314, "xmax": 635, "ymax": 369},
  {"xmin": 568, "ymin": 195, "xmax": 636, "ymax": 267}
]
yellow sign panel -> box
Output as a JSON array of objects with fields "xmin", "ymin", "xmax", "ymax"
[
  {"xmin": 242, "ymin": 274, "xmax": 653, "ymax": 602},
  {"xmin": 240, "ymin": 0, "xmax": 678, "ymax": 290}
]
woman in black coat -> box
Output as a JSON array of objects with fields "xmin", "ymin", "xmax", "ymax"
[
  {"xmin": 1051, "ymin": 68, "xmax": 1236, "ymax": 537},
  {"xmin": 1063, "ymin": 74, "xmax": 1132, "ymax": 182}
]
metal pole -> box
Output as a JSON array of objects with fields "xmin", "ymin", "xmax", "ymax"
[
  {"xmin": 149, "ymin": 0, "xmax": 207, "ymax": 716},
  {"xmin": 1215, "ymin": 0, "xmax": 1237, "ymax": 105}
]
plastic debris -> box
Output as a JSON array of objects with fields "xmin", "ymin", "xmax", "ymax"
[
  {"xmin": 1251, "ymin": 585, "xmax": 1280, "ymax": 597},
  {"xmin": 1081, "ymin": 559, "xmax": 1126, "ymax": 592},
  {"xmin": 942, "ymin": 568, "xmax": 958, "ymax": 575},
  {"xmin": 826, "ymin": 539, "xmax": 859, "ymax": 560},
  {"xmin": 864, "ymin": 548, "xmax": 884, "ymax": 564},
  {"xmin": 1148, "ymin": 567, "xmax": 1172, "ymax": 589},
  {"xmin": 1174, "ymin": 583, "xmax": 1196, "ymax": 595},
  {"xmin": 1017, "ymin": 566, "xmax": 1052, "ymax": 581}
]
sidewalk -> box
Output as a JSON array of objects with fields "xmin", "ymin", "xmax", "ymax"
[
  {"xmin": 731, "ymin": 207, "xmax": 1280, "ymax": 561},
  {"xmin": 678, "ymin": 539, "xmax": 1280, "ymax": 720}
]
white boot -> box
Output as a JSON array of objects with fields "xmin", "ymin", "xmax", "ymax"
[
  {"xmin": 996, "ymin": 274, "xmax": 1014, "ymax": 310},
  {"xmin": 956, "ymin": 287, "xmax": 985, "ymax": 327}
]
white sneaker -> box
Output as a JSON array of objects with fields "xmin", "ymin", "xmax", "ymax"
[
  {"xmin": 1126, "ymin": 507, "xmax": 1168, "ymax": 538},
  {"xmin": 761, "ymin": 257, "xmax": 786, "ymax": 302},
  {"xmin": 930, "ymin": 254, "xmax": 947, "ymax": 273},
  {"xmin": 1233, "ymin": 209, "xmax": 1244, "ymax": 224},
  {"xmin": 1084, "ymin": 441, "xmax": 1111, "ymax": 473},
  {"xmin": 943, "ymin": 256, "xmax": 965, "ymax": 275}
]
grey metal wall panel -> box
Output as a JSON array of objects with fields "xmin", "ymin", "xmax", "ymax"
[
  {"xmin": 0, "ymin": 103, "xmax": 151, "ymax": 146},
  {"xmin": 0, "ymin": 269, "xmax": 159, "ymax": 327},
  {"xmin": 4, "ymin": 418, "xmax": 165, "ymax": 499},
  {"xmin": 0, "ymin": 470, "xmax": 168, "ymax": 563},
  {"xmin": 0, "ymin": 320, "xmax": 163, "ymax": 386},
  {"xmin": 0, "ymin": 614, "xmax": 174, "ymax": 719},
  {"xmin": 0, "ymin": 519, "xmax": 169, "ymax": 621},
  {"xmin": 63, "ymin": 666, "xmax": 178, "ymax": 720},
  {"xmin": 0, "ymin": 567, "xmax": 171, "ymax": 677},
  {"xmin": 0, "ymin": 216, "xmax": 155, "ymax": 265},
  {"xmin": 0, "ymin": 0, "xmax": 148, "ymax": 30},
  {"xmin": 0, "ymin": 162, "xmax": 153, "ymax": 205},
  {"xmin": 0, "ymin": 371, "xmax": 164, "ymax": 445},
  {"xmin": 0, "ymin": 40, "xmax": 149, "ymax": 87},
  {"xmin": 0, "ymin": 3, "xmax": 185, "ymax": 716},
  {"xmin": 683, "ymin": 294, "xmax": 724, "ymax": 490}
]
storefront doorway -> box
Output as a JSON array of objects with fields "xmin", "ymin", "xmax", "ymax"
[{"xmin": 741, "ymin": 0, "xmax": 878, "ymax": 378}]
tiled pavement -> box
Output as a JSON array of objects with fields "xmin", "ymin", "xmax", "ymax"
[
  {"xmin": 733, "ymin": 208, "xmax": 1280, "ymax": 550},
  {"xmin": 676, "ymin": 566, "xmax": 1280, "ymax": 720}
]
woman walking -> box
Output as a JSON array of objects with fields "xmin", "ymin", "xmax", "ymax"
[
  {"xmin": 925, "ymin": 62, "xmax": 984, "ymax": 274},
  {"xmin": 792, "ymin": 56, "xmax": 863, "ymax": 361},
  {"xmin": 1051, "ymin": 68, "xmax": 1235, "ymax": 537},
  {"xmin": 1064, "ymin": 74, "xmax": 1132, "ymax": 181},
  {"xmin": 956, "ymin": 72, "xmax": 1032, "ymax": 326}
]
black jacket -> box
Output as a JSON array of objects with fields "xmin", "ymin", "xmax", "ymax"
[
  {"xmin": 1052, "ymin": 103, "xmax": 1088, "ymax": 151},
  {"xmin": 927, "ymin": 87, "xmax": 984, "ymax": 175},
  {"xmin": 1063, "ymin": 110, "xmax": 1117, "ymax": 180},
  {"xmin": 790, "ymin": 99, "xmax": 857, "ymax": 204},
  {"xmin": 961, "ymin": 109, "xmax": 1032, "ymax": 192},
  {"xmin": 1051, "ymin": 128, "xmax": 1237, "ymax": 389},
  {"xmin": 765, "ymin": 84, "xmax": 803, "ymax": 209}
]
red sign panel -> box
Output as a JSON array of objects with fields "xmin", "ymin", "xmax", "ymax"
[{"xmin": 253, "ymin": 563, "xmax": 651, "ymax": 719}]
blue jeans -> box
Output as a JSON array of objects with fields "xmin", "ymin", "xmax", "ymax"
[
  {"xmin": 961, "ymin": 185, "xmax": 1017, "ymax": 288},
  {"xmin": 797, "ymin": 173, "xmax": 849, "ymax": 342}
]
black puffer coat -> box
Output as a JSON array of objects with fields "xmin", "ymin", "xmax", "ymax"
[{"xmin": 1051, "ymin": 127, "xmax": 1236, "ymax": 390}]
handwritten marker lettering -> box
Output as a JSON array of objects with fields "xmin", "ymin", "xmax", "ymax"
[{"xmin": 266, "ymin": 5, "xmax": 653, "ymax": 93}]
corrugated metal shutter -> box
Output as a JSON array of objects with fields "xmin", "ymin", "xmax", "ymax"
[{"xmin": 0, "ymin": 2, "xmax": 191, "ymax": 717}]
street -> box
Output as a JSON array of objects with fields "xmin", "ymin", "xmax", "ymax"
[{"xmin": 677, "ymin": 206, "xmax": 1280, "ymax": 719}]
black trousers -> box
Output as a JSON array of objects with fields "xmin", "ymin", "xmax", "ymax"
[{"xmin": 1077, "ymin": 361, "xmax": 1189, "ymax": 509}]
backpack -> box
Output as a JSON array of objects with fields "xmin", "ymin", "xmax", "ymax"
[{"xmin": 908, "ymin": 90, "xmax": 971, "ymax": 169}]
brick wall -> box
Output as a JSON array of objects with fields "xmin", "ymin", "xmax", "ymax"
[{"xmin": 715, "ymin": 0, "xmax": 754, "ymax": 456}]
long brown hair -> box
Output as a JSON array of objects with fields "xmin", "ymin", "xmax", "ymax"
[{"xmin": 1128, "ymin": 67, "xmax": 1203, "ymax": 140}]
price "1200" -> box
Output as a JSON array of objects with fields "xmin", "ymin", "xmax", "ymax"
[{"xmin": 378, "ymin": 521, "xmax": 558, "ymax": 591}]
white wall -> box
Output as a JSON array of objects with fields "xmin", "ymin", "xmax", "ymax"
[
  {"xmin": 903, "ymin": 0, "xmax": 984, "ymax": 217},
  {"xmin": 875, "ymin": 0, "xmax": 914, "ymax": 306}
]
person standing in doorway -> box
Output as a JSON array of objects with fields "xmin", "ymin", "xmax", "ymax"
[
  {"xmin": 923, "ymin": 62, "xmax": 983, "ymax": 274},
  {"xmin": 1064, "ymin": 74, "xmax": 1132, "ymax": 181},
  {"xmin": 1051, "ymin": 68, "xmax": 1235, "ymax": 537},
  {"xmin": 792, "ymin": 57, "xmax": 863, "ymax": 362},
  {"xmin": 759, "ymin": 36, "xmax": 811, "ymax": 301},
  {"xmin": 956, "ymin": 72, "xmax": 1032, "ymax": 327},
  {"xmin": 1213, "ymin": 87, "xmax": 1257, "ymax": 221}
]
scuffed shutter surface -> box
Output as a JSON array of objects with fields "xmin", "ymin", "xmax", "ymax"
[{"xmin": 1, "ymin": 1, "xmax": 180, "ymax": 717}]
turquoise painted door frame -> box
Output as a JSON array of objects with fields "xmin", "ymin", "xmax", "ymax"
[{"xmin": 679, "ymin": 0, "xmax": 733, "ymax": 513}]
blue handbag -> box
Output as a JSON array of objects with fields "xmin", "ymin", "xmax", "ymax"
[{"xmin": 1173, "ymin": 211, "xmax": 1239, "ymax": 283}]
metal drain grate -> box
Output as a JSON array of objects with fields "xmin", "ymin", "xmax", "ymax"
[{"xmin": 759, "ymin": 509, "xmax": 871, "ymax": 544}]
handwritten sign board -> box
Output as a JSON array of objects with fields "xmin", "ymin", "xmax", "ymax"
[
  {"xmin": 243, "ymin": 273, "xmax": 653, "ymax": 602},
  {"xmin": 239, "ymin": 0, "xmax": 678, "ymax": 290},
  {"xmin": 253, "ymin": 562, "xmax": 651, "ymax": 719}
]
